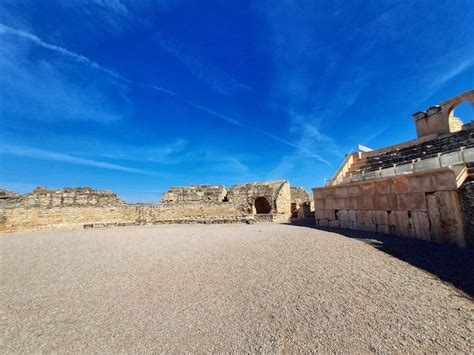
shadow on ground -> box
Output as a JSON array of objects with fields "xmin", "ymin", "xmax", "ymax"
[{"xmin": 289, "ymin": 219, "xmax": 474, "ymax": 298}]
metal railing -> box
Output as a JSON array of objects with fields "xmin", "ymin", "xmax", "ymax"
[{"xmin": 325, "ymin": 146, "xmax": 473, "ymax": 186}]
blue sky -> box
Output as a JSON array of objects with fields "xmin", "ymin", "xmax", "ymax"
[{"xmin": 1, "ymin": 0, "xmax": 473, "ymax": 202}]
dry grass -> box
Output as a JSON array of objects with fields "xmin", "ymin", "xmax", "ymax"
[{"xmin": 1, "ymin": 223, "xmax": 472, "ymax": 353}]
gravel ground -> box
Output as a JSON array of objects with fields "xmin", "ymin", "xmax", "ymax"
[{"xmin": 1, "ymin": 223, "xmax": 473, "ymax": 353}]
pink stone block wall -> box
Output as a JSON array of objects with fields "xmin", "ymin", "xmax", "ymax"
[{"xmin": 313, "ymin": 169, "xmax": 466, "ymax": 247}]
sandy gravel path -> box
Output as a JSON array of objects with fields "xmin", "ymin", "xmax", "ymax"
[{"xmin": 1, "ymin": 223, "xmax": 472, "ymax": 353}]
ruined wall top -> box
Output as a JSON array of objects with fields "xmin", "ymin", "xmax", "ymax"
[
  {"xmin": 290, "ymin": 186, "xmax": 312, "ymax": 204},
  {"xmin": 161, "ymin": 185, "xmax": 227, "ymax": 203},
  {"xmin": 412, "ymin": 89, "xmax": 474, "ymax": 139},
  {"xmin": 0, "ymin": 187, "xmax": 123, "ymax": 208}
]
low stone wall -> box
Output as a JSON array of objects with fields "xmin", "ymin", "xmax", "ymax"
[
  {"xmin": 313, "ymin": 168, "xmax": 467, "ymax": 247},
  {"xmin": 0, "ymin": 202, "xmax": 250, "ymax": 233}
]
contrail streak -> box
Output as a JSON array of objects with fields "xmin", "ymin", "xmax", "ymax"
[{"xmin": 1, "ymin": 23, "xmax": 331, "ymax": 166}]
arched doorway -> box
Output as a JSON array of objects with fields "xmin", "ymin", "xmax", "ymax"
[
  {"xmin": 254, "ymin": 197, "xmax": 271, "ymax": 214},
  {"xmin": 449, "ymin": 101, "xmax": 474, "ymax": 125}
]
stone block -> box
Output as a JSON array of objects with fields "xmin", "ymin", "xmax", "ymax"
[
  {"xmin": 313, "ymin": 189, "xmax": 324, "ymax": 199},
  {"xmin": 434, "ymin": 170, "xmax": 457, "ymax": 191},
  {"xmin": 335, "ymin": 198, "xmax": 349, "ymax": 209},
  {"xmin": 359, "ymin": 182, "xmax": 375, "ymax": 196},
  {"xmin": 347, "ymin": 197, "xmax": 358, "ymax": 209},
  {"xmin": 361, "ymin": 223, "xmax": 377, "ymax": 232},
  {"xmin": 347, "ymin": 186, "xmax": 360, "ymax": 197},
  {"xmin": 372, "ymin": 210, "xmax": 389, "ymax": 225},
  {"xmin": 414, "ymin": 228, "xmax": 431, "ymax": 241},
  {"xmin": 409, "ymin": 174, "xmax": 437, "ymax": 193},
  {"xmin": 328, "ymin": 220, "xmax": 340, "ymax": 228},
  {"xmin": 340, "ymin": 220, "xmax": 352, "ymax": 229},
  {"xmin": 323, "ymin": 188, "xmax": 336, "ymax": 198},
  {"xmin": 325, "ymin": 198, "xmax": 336, "ymax": 210},
  {"xmin": 389, "ymin": 210, "xmax": 408, "ymax": 225},
  {"xmin": 375, "ymin": 180, "xmax": 391, "ymax": 194},
  {"xmin": 427, "ymin": 191, "xmax": 465, "ymax": 246},
  {"xmin": 388, "ymin": 211, "xmax": 411, "ymax": 237},
  {"xmin": 374, "ymin": 194, "xmax": 397, "ymax": 211},
  {"xmin": 335, "ymin": 187, "xmax": 348, "ymax": 198},
  {"xmin": 314, "ymin": 210, "xmax": 325, "ymax": 220},
  {"xmin": 397, "ymin": 194, "xmax": 408, "ymax": 210},
  {"xmin": 313, "ymin": 189, "xmax": 324, "ymax": 200},
  {"xmin": 336, "ymin": 209, "xmax": 349, "ymax": 221},
  {"xmin": 410, "ymin": 211, "xmax": 430, "ymax": 230},
  {"xmin": 348, "ymin": 210, "xmax": 357, "ymax": 222},
  {"xmin": 377, "ymin": 224, "xmax": 390, "ymax": 234},
  {"xmin": 318, "ymin": 219, "xmax": 329, "ymax": 227},
  {"xmin": 405, "ymin": 192, "xmax": 427, "ymax": 211},
  {"xmin": 314, "ymin": 198, "xmax": 326, "ymax": 209},
  {"xmin": 325, "ymin": 210, "xmax": 336, "ymax": 220},
  {"xmin": 357, "ymin": 211, "xmax": 373, "ymax": 225},
  {"xmin": 391, "ymin": 176, "xmax": 410, "ymax": 194},
  {"xmin": 357, "ymin": 196, "xmax": 374, "ymax": 210}
]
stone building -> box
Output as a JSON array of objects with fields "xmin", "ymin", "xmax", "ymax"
[{"xmin": 313, "ymin": 90, "xmax": 474, "ymax": 247}]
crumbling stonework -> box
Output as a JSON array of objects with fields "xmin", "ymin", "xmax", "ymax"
[
  {"xmin": 0, "ymin": 187, "xmax": 124, "ymax": 209},
  {"xmin": 290, "ymin": 186, "xmax": 313, "ymax": 218},
  {"xmin": 161, "ymin": 185, "xmax": 227, "ymax": 203},
  {"xmin": 226, "ymin": 180, "xmax": 291, "ymax": 221},
  {"xmin": 0, "ymin": 181, "xmax": 295, "ymax": 232}
]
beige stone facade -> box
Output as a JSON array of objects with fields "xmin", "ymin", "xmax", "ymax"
[
  {"xmin": 314, "ymin": 169, "xmax": 467, "ymax": 246},
  {"xmin": 0, "ymin": 181, "xmax": 295, "ymax": 232}
]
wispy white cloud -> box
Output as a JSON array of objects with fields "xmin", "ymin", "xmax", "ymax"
[
  {"xmin": 1, "ymin": 22, "xmax": 328, "ymax": 164},
  {"xmin": 88, "ymin": 0, "xmax": 128, "ymax": 15},
  {"xmin": 0, "ymin": 145, "xmax": 154, "ymax": 175},
  {"xmin": 422, "ymin": 56, "xmax": 474, "ymax": 102},
  {"xmin": 0, "ymin": 23, "xmax": 175, "ymax": 95},
  {"xmin": 0, "ymin": 24, "xmax": 132, "ymax": 122},
  {"xmin": 156, "ymin": 33, "xmax": 252, "ymax": 95}
]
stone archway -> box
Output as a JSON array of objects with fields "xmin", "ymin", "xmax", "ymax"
[{"xmin": 254, "ymin": 197, "xmax": 271, "ymax": 214}]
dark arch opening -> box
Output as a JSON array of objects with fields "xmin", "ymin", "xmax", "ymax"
[{"xmin": 254, "ymin": 197, "xmax": 271, "ymax": 214}]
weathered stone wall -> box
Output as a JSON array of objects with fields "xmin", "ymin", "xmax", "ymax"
[
  {"xmin": 0, "ymin": 206, "xmax": 137, "ymax": 232},
  {"xmin": 0, "ymin": 187, "xmax": 124, "ymax": 209},
  {"xmin": 161, "ymin": 185, "xmax": 227, "ymax": 203},
  {"xmin": 459, "ymin": 174, "xmax": 474, "ymax": 247},
  {"xmin": 2, "ymin": 183, "xmax": 294, "ymax": 232},
  {"xmin": 290, "ymin": 186, "xmax": 313, "ymax": 218},
  {"xmin": 313, "ymin": 168, "xmax": 467, "ymax": 247},
  {"xmin": 227, "ymin": 180, "xmax": 291, "ymax": 219},
  {"xmin": 0, "ymin": 201, "xmax": 250, "ymax": 233}
]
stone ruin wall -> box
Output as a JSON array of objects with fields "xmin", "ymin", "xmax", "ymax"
[
  {"xmin": 290, "ymin": 186, "xmax": 314, "ymax": 218},
  {"xmin": 226, "ymin": 180, "xmax": 292, "ymax": 221},
  {"xmin": 313, "ymin": 168, "xmax": 467, "ymax": 247},
  {"xmin": 161, "ymin": 185, "xmax": 227, "ymax": 203},
  {"xmin": 0, "ymin": 181, "xmax": 310, "ymax": 232}
]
